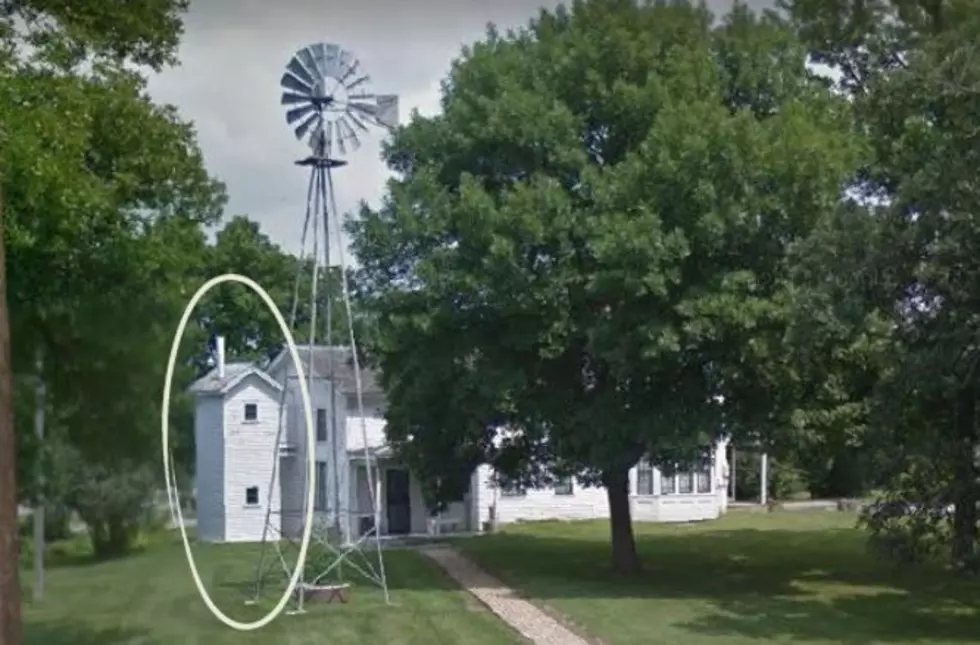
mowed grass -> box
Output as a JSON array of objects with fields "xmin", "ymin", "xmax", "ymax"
[
  {"xmin": 21, "ymin": 534, "xmax": 523, "ymax": 645},
  {"xmin": 457, "ymin": 510, "xmax": 980, "ymax": 645}
]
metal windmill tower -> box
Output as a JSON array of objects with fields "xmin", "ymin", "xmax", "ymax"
[{"xmin": 246, "ymin": 42, "xmax": 398, "ymax": 613}]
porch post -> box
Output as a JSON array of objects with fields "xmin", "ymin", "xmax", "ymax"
[
  {"xmin": 730, "ymin": 445, "xmax": 736, "ymax": 501},
  {"xmin": 350, "ymin": 459, "xmax": 359, "ymax": 539},
  {"xmin": 759, "ymin": 452, "xmax": 769, "ymax": 505}
]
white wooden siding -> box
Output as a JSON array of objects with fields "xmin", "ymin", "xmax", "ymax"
[
  {"xmin": 273, "ymin": 368, "xmax": 355, "ymax": 541},
  {"xmin": 195, "ymin": 357, "xmax": 731, "ymax": 542},
  {"xmin": 473, "ymin": 438, "xmax": 729, "ymax": 529},
  {"xmin": 221, "ymin": 378, "xmax": 282, "ymax": 542},
  {"xmin": 194, "ymin": 396, "xmax": 225, "ymax": 542}
]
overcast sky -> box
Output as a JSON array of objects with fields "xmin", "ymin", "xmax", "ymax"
[{"xmin": 146, "ymin": 0, "xmax": 772, "ymax": 260}]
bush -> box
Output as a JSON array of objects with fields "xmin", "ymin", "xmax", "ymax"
[
  {"xmin": 62, "ymin": 451, "xmax": 161, "ymax": 558},
  {"xmin": 860, "ymin": 498, "xmax": 952, "ymax": 565},
  {"xmin": 858, "ymin": 462, "xmax": 960, "ymax": 566},
  {"xmin": 19, "ymin": 533, "xmax": 93, "ymax": 569}
]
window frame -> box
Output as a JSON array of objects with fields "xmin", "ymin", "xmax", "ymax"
[
  {"xmin": 696, "ymin": 468, "xmax": 712, "ymax": 493},
  {"xmin": 554, "ymin": 476, "xmax": 574, "ymax": 496},
  {"xmin": 243, "ymin": 402, "xmax": 258, "ymax": 422},
  {"xmin": 636, "ymin": 463, "xmax": 655, "ymax": 496},
  {"xmin": 245, "ymin": 486, "xmax": 259, "ymax": 506},
  {"xmin": 316, "ymin": 408, "xmax": 328, "ymax": 442},
  {"xmin": 677, "ymin": 471, "xmax": 694, "ymax": 494}
]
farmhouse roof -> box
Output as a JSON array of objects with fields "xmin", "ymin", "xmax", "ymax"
[
  {"xmin": 267, "ymin": 345, "xmax": 381, "ymax": 395},
  {"xmin": 189, "ymin": 362, "xmax": 283, "ymax": 396}
]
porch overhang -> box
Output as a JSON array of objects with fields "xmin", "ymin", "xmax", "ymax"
[{"xmin": 348, "ymin": 445, "xmax": 395, "ymax": 461}]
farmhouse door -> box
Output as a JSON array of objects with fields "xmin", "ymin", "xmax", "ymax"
[{"xmin": 385, "ymin": 469, "xmax": 412, "ymax": 535}]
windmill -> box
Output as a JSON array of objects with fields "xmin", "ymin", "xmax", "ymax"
[{"xmin": 246, "ymin": 42, "xmax": 397, "ymax": 614}]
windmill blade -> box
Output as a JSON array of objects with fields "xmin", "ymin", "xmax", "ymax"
[
  {"xmin": 311, "ymin": 43, "xmax": 328, "ymax": 77},
  {"xmin": 337, "ymin": 49, "xmax": 354, "ymax": 79},
  {"xmin": 294, "ymin": 112, "xmax": 320, "ymax": 140},
  {"xmin": 297, "ymin": 47, "xmax": 319, "ymax": 81},
  {"xmin": 346, "ymin": 110, "xmax": 369, "ymax": 132},
  {"xmin": 287, "ymin": 56, "xmax": 316, "ymax": 88},
  {"xmin": 348, "ymin": 101, "xmax": 377, "ymax": 116},
  {"xmin": 324, "ymin": 44, "xmax": 342, "ymax": 77},
  {"xmin": 336, "ymin": 120, "xmax": 348, "ymax": 156},
  {"xmin": 338, "ymin": 117, "xmax": 361, "ymax": 152},
  {"xmin": 345, "ymin": 75, "xmax": 371, "ymax": 93},
  {"xmin": 286, "ymin": 104, "xmax": 317, "ymax": 126},
  {"xmin": 280, "ymin": 72, "xmax": 313, "ymax": 95},
  {"xmin": 281, "ymin": 91, "xmax": 312, "ymax": 105},
  {"xmin": 374, "ymin": 95, "xmax": 399, "ymax": 130},
  {"xmin": 339, "ymin": 59, "xmax": 360, "ymax": 85}
]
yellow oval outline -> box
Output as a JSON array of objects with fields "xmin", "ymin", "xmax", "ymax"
[{"xmin": 161, "ymin": 273, "xmax": 316, "ymax": 631}]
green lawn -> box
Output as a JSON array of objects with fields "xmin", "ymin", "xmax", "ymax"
[
  {"xmin": 457, "ymin": 511, "xmax": 980, "ymax": 645},
  {"xmin": 21, "ymin": 535, "xmax": 523, "ymax": 645}
]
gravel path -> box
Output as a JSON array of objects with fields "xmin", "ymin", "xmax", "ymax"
[{"xmin": 421, "ymin": 545, "xmax": 590, "ymax": 645}]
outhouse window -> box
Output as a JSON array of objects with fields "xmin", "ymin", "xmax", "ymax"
[
  {"xmin": 244, "ymin": 403, "xmax": 258, "ymax": 422},
  {"xmin": 245, "ymin": 486, "xmax": 259, "ymax": 505}
]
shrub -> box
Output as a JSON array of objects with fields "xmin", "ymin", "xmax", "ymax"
[
  {"xmin": 62, "ymin": 451, "xmax": 161, "ymax": 558},
  {"xmin": 858, "ymin": 462, "xmax": 956, "ymax": 566}
]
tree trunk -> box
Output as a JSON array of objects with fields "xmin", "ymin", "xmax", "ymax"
[
  {"xmin": 951, "ymin": 387, "xmax": 979, "ymax": 568},
  {"xmin": 0, "ymin": 182, "xmax": 23, "ymax": 645},
  {"xmin": 604, "ymin": 467, "xmax": 640, "ymax": 573}
]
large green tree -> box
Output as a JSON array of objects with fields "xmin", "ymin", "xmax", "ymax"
[
  {"xmin": 350, "ymin": 0, "xmax": 860, "ymax": 571},
  {"xmin": 783, "ymin": 0, "xmax": 980, "ymax": 567},
  {"xmin": 196, "ymin": 214, "xmax": 354, "ymax": 371},
  {"xmin": 1, "ymin": 0, "xmax": 226, "ymax": 563},
  {"xmin": 1, "ymin": 0, "xmax": 205, "ymax": 637}
]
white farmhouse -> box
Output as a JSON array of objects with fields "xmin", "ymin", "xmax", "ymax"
[{"xmin": 190, "ymin": 339, "xmax": 730, "ymax": 543}]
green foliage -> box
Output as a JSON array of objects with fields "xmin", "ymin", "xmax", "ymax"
[
  {"xmin": 58, "ymin": 442, "xmax": 160, "ymax": 558},
  {"xmin": 0, "ymin": 0, "xmax": 277, "ymax": 559},
  {"xmin": 859, "ymin": 461, "xmax": 956, "ymax": 567},
  {"xmin": 196, "ymin": 215, "xmax": 353, "ymax": 371},
  {"xmin": 351, "ymin": 0, "xmax": 861, "ymax": 568},
  {"xmin": 0, "ymin": 0, "xmax": 190, "ymax": 71},
  {"xmin": 784, "ymin": 0, "xmax": 980, "ymax": 566}
]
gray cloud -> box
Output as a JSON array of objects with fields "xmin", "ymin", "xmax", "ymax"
[{"xmin": 147, "ymin": 0, "xmax": 772, "ymax": 259}]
